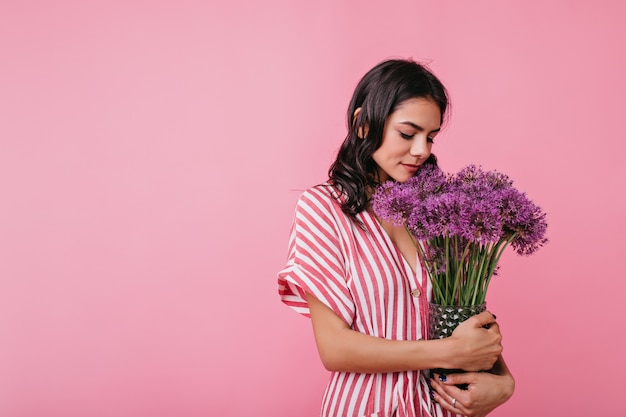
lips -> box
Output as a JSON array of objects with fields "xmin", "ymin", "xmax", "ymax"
[{"xmin": 401, "ymin": 163, "xmax": 420, "ymax": 173}]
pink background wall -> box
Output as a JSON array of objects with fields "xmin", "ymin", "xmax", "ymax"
[{"xmin": 1, "ymin": 1, "xmax": 625, "ymax": 416}]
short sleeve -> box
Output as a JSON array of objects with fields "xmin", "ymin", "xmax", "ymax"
[{"xmin": 277, "ymin": 187, "xmax": 355, "ymax": 325}]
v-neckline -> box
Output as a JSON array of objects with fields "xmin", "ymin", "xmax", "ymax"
[{"xmin": 366, "ymin": 210, "xmax": 418, "ymax": 278}]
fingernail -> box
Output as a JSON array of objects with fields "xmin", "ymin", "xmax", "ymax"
[
  {"xmin": 492, "ymin": 313, "xmax": 497, "ymax": 319},
  {"xmin": 438, "ymin": 374, "xmax": 447, "ymax": 382},
  {"xmin": 430, "ymin": 390, "xmax": 435, "ymax": 399}
]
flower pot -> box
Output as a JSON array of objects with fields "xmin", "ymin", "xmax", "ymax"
[
  {"xmin": 428, "ymin": 302, "xmax": 486, "ymax": 383},
  {"xmin": 428, "ymin": 302, "xmax": 487, "ymax": 340}
]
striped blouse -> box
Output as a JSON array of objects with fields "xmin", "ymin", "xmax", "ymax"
[{"xmin": 278, "ymin": 185, "xmax": 458, "ymax": 417}]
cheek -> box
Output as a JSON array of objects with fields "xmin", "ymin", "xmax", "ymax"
[
  {"xmin": 380, "ymin": 135, "xmax": 403, "ymax": 153},
  {"xmin": 392, "ymin": 139, "xmax": 411, "ymax": 156}
]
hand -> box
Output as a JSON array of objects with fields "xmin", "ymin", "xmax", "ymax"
[
  {"xmin": 448, "ymin": 311, "xmax": 502, "ymax": 371},
  {"xmin": 430, "ymin": 358, "xmax": 515, "ymax": 417}
]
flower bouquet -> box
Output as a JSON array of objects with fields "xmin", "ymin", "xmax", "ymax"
[{"xmin": 372, "ymin": 164, "xmax": 547, "ymax": 369}]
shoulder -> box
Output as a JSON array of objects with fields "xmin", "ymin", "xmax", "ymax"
[
  {"xmin": 293, "ymin": 183, "xmax": 352, "ymax": 233},
  {"xmin": 297, "ymin": 183, "xmax": 344, "ymax": 212}
]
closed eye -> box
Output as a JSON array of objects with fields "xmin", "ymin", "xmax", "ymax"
[{"xmin": 400, "ymin": 131, "xmax": 436, "ymax": 144}]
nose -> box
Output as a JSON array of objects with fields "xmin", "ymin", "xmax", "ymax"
[{"xmin": 409, "ymin": 135, "xmax": 431, "ymax": 159}]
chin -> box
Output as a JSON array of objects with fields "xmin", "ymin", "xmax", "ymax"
[{"xmin": 393, "ymin": 176, "xmax": 412, "ymax": 184}]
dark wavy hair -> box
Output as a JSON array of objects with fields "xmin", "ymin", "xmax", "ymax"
[{"xmin": 328, "ymin": 58, "xmax": 449, "ymax": 221}]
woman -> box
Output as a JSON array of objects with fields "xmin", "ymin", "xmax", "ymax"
[{"xmin": 278, "ymin": 58, "xmax": 514, "ymax": 417}]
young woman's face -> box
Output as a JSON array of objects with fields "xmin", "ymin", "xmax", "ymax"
[{"xmin": 372, "ymin": 97, "xmax": 441, "ymax": 183}]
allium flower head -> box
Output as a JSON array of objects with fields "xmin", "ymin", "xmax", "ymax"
[
  {"xmin": 372, "ymin": 163, "xmax": 447, "ymax": 231},
  {"xmin": 403, "ymin": 163, "xmax": 448, "ymax": 200},
  {"xmin": 372, "ymin": 163, "xmax": 548, "ymax": 305}
]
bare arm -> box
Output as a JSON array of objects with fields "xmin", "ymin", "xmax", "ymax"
[{"xmin": 307, "ymin": 293, "xmax": 502, "ymax": 373}]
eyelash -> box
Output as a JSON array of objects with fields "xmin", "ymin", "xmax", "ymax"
[{"xmin": 400, "ymin": 132, "xmax": 435, "ymax": 143}]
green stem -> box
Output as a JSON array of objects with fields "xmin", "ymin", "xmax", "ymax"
[{"xmin": 478, "ymin": 234, "xmax": 517, "ymax": 304}]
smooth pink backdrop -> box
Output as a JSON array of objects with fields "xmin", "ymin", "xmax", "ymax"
[{"xmin": 1, "ymin": 1, "xmax": 625, "ymax": 416}]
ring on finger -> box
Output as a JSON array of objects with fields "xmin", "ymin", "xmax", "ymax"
[{"xmin": 451, "ymin": 398, "xmax": 456, "ymax": 407}]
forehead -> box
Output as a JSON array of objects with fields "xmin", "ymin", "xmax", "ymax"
[{"xmin": 389, "ymin": 97, "xmax": 442, "ymax": 128}]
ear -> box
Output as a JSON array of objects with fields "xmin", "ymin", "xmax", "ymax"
[{"xmin": 353, "ymin": 107, "xmax": 369, "ymax": 139}]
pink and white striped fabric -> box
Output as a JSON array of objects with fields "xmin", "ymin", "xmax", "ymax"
[{"xmin": 278, "ymin": 185, "xmax": 458, "ymax": 417}]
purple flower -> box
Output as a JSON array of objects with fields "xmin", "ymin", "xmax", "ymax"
[
  {"xmin": 372, "ymin": 164, "xmax": 447, "ymax": 230},
  {"xmin": 373, "ymin": 164, "xmax": 548, "ymax": 249},
  {"xmin": 372, "ymin": 164, "xmax": 548, "ymax": 305},
  {"xmin": 404, "ymin": 163, "xmax": 448, "ymax": 200},
  {"xmin": 371, "ymin": 181, "xmax": 417, "ymax": 226}
]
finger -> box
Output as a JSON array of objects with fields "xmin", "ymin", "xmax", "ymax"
[
  {"xmin": 430, "ymin": 375, "xmax": 467, "ymax": 402},
  {"xmin": 437, "ymin": 371, "xmax": 478, "ymax": 388},
  {"xmin": 432, "ymin": 374, "xmax": 469, "ymax": 397},
  {"xmin": 470, "ymin": 311, "xmax": 497, "ymax": 328},
  {"xmin": 429, "ymin": 376, "xmax": 449, "ymax": 398},
  {"xmin": 431, "ymin": 386, "xmax": 467, "ymax": 415}
]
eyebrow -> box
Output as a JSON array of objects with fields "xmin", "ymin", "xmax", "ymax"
[{"xmin": 399, "ymin": 121, "xmax": 441, "ymax": 133}]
